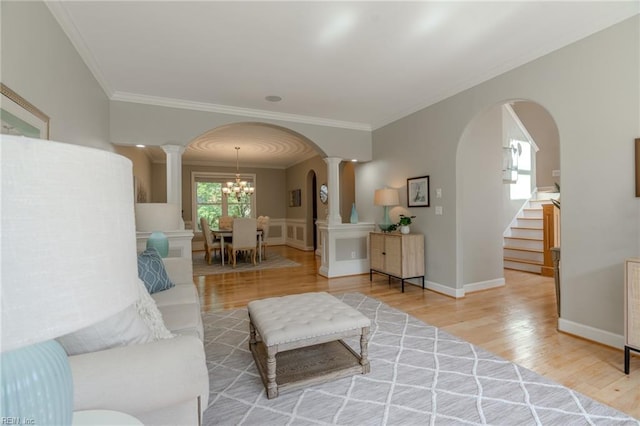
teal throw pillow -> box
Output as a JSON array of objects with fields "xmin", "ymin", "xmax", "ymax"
[{"xmin": 137, "ymin": 248, "xmax": 175, "ymax": 294}]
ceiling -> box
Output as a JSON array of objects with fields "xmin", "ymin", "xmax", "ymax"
[{"xmin": 47, "ymin": 1, "xmax": 639, "ymax": 167}]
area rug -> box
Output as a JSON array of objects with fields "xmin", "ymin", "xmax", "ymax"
[
  {"xmin": 201, "ymin": 293, "xmax": 638, "ymax": 425},
  {"xmin": 193, "ymin": 253, "xmax": 300, "ymax": 276}
]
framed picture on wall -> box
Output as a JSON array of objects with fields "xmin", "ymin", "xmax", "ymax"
[
  {"xmin": 1, "ymin": 83, "xmax": 50, "ymax": 139},
  {"xmin": 407, "ymin": 175, "xmax": 430, "ymax": 207},
  {"xmin": 289, "ymin": 189, "xmax": 301, "ymax": 207}
]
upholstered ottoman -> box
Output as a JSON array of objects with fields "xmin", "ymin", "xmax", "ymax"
[{"xmin": 247, "ymin": 292, "xmax": 371, "ymax": 399}]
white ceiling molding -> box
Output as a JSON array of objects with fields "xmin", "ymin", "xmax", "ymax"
[
  {"xmin": 45, "ymin": 2, "xmax": 114, "ymax": 98},
  {"xmin": 111, "ymin": 91, "xmax": 372, "ymax": 132}
]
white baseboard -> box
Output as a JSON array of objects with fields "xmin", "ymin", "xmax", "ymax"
[
  {"xmin": 425, "ymin": 280, "xmax": 465, "ymax": 298},
  {"xmin": 464, "ymin": 278, "xmax": 505, "ymax": 294},
  {"xmin": 421, "ymin": 278, "xmax": 504, "ymax": 298},
  {"xmin": 558, "ymin": 318, "xmax": 624, "ymax": 349}
]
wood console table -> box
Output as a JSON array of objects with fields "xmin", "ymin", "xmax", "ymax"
[{"xmin": 369, "ymin": 232, "xmax": 425, "ymax": 292}]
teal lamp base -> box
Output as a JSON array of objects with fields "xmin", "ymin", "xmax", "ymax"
[
  {"xmin": 147, "ymin": 231, "xmax": 169, "ymax": 257},
  {"xmin": 1, "ymin": 340, "xmax": 73, "ymax": 425},
  {"xmin": 378, "ymin": 206, "xmax": 394, "ymax": 232}
]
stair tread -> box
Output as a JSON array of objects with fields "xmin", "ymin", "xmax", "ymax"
[
  {"xmin": 504, "ymin": 236, "xmax": 543, "ymax": 241},
  {"xmin": 504, "ymin": 246, "xmax": 543, "ymax": 253},
  {"xmin": 504, "ymin": 257, "xmax": 544, "ymax": 266},
  {"xmin": 510, "ymin": 226, "xmax": 543, "ymax": 230}
]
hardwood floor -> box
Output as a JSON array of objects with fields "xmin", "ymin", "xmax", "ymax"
[{"xmin": 195, "ymin": 246, "xmax": 640, "ymax": 419}]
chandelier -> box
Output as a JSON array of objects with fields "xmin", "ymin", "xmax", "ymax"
[{"xmin": 222, "ymin": 146, "xmax": 254, "ymax": 200}]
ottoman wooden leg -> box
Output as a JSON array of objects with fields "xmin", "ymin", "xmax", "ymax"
[
  {"xmin": 266, "ymin": 345, "xmax": 278, "ymax": 399},
  {"xmin": 249, "ymin": 320, "xmax": 257, "ymax": 346},
  {"xmin": 360, "ymin": 326, "xmax": 370, "ymax": 373}
]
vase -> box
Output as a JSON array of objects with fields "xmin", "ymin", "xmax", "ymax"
[
  {"xmin": 350, "ymin": 203, "xmax": 358, "ymax": 224},
  {"xmin": 400, "ymin": 225, "xmax": 410, "ymax": 234},
  {"xmin": 147, "ymin": 231, "xmax": 169, "ymax": 257}
]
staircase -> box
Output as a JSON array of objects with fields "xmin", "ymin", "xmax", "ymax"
[{"xmin": 503, "ymin": 195, "xmax": 557, "ymax": 274}]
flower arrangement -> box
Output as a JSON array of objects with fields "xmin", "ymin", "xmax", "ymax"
[{"xmin": 398, "ymin": 214, "xmax": 416, "ymax": 226}]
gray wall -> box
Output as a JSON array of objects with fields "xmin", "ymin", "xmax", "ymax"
[
  {"xmin": 357, "ymin": 16, "xmax": 640, "ymax": 340},
  {"xmin": 114, "ymin": 146, "xmax": 153, "ymax": 202},
  {"xmin": 513, "ymin": 102, "xmax": 560, "ymax": 189},
  {"xmin": 458, "ymin": 104, "xmax": 504, "ymax": 286},
  {"xmin": 1, "ymin": 2, "xmax": 110, "ymax": 149}
]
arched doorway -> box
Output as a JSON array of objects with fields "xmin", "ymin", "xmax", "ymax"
[
  {"xmin": 456, "ymin": 100, "xmax": 560, "ymax": 290},
  {"xmin": 185, "ymin": 122, "xmax": 330, "ymax": 252}
]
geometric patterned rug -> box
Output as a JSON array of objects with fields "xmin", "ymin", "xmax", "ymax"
[
  {"xmin": 193, "ymin": 253, "xmax": 300, "ymax": 276},
  {"xmin": 202, "ymin": 293, "xmax": 638, "ymax": 425}
]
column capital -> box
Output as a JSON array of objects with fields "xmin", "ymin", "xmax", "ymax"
[{"xmin": 162, "ymin": 144, "xmax": 185, "ymax": 155}]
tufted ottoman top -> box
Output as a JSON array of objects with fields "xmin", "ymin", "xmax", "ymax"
[{"xmin": 247, "ymin": 292, "xmax": 370, "ymax": 347}]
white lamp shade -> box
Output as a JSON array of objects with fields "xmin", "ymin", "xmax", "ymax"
[
  {"xmin": 374, "ymin": 188, "xmax": 399, "ymax": 206},
  {"xmin": 1, "ymin": 136, "xmax": 140, "ymax": 352},
  {"xmin": 134, "ymin": 203, "xmax": 181, "ymax": 232}
]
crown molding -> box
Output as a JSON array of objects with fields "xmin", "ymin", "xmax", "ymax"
[
  {"xmin": 111, "ymin": 92, "xmax": 372, "ymax": 132},
  {"xmin": 46, "ymin": 2, "xmax": 114, "ymax": 98}
]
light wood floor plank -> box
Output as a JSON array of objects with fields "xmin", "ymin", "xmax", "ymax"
[{"xmin": 195, "ymin": 246, "xmax": 640, "ymax": 419}]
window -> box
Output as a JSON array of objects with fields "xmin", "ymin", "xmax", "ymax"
[
  {"xmin": 193, "ymin": 173, "xmax": 255, "ymax": 230},
  {"xmin": 510, "ymin": 139, "xmax": 532, "ymax": 200}
]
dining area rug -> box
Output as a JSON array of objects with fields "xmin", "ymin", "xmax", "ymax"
[
  {"xmin": 202, "ymin": 293, "xmax": 638, "ymax": 425},
  {"xmin": 192, "ymin": 252, "xmax": 300, "ymax": 276}
]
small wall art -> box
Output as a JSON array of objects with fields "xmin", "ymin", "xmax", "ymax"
[
  {"xmin": 289, "ymin": 189, "xmax": 301, "ymax": 207},
  {"xmin": 407, "ymin": 175, "xmax": 430, "ymax": 207}
]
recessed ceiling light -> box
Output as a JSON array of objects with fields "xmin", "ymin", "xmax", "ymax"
[
  {"xmin": 265, "ymin": 95, "xmax": 282, "ymax": 102},
  {"xmin": 351, "ymin": 159, "xmax": 358, "ymax": 162}
]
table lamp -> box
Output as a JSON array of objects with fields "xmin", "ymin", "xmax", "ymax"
[
  {"xmin": 1, "ymin": 136, "xmax": 140, "ymax": 424},
  {"xmin": 374, "ymin": 188, "xmax": 399, "ymax": 232},
  {"xmin": 135, "ymin": 203, "xmax": 182, "ymax": 257}
]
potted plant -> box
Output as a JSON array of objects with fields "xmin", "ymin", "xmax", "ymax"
[{"xmin": 397, "ymin": 214, "xmax": 416, "ymax": 234}]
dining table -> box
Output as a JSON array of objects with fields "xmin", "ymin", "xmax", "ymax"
[{"xmin": 213, "ymin": 228, "xmax": 264, "ymax": 266}]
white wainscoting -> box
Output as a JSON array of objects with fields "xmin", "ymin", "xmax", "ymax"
[
  {"xmin": 286, "ymin": 218, "xmax": 314, "ymax": 251},
  {"xmin": 318, "ymin": 222, "xmax": 376, "ymax": 278}
]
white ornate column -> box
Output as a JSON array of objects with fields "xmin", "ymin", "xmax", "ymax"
[
  {"xmin": 162, "ymin": 144, "xmax": 185, "ymax": 206},
  {"xmin": 324, "ymin": 157, "xmax": 342, "ymax": 225}
]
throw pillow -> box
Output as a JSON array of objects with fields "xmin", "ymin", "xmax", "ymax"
[
  {"xmin": 57, "ymin": 304, "xmax": 153, "ymax": 356},
  {"xmin": 137, "ymin": 248, "xmax": 175, "ymax": 294},
  {"xmin": 135, "ymin": 278, "xmax": 174, "ymax": 340}
]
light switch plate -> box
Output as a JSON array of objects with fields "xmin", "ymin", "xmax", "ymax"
[
  {"xmin": 436, "ymin": 188, "xmax": 442, "ymax": 198},
  {"xmin": 435, "ymin": 206, "xmax": 443, "ymax": 215}
]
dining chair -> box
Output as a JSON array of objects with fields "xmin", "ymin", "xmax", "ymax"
[
  {"xmin": 219, "ymin": 216, "xmax": 234, "ymax": 230},
  {"xmin": 225, "ymin": 218, "xmax": 257, "ymax": 268},
  {"xmin": 257, "ymin": 215, "xmax": 270, "ymax": 260},
  {"xmin": 200, "ymin": 217, "xmax": 221, "ymax": 264}
]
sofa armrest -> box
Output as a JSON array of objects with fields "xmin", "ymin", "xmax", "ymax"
[
  {"xmin": 69, "ymin": 335, "xmax": 208, "ymax": 415},
  {"xmin": 162, "ymin": 257, "xmax": 193, "ymax": 284}
]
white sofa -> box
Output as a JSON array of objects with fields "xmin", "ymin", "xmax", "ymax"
[{"xmin": 68, "ymin": 257, "xmax": 209, "ymax": 425}]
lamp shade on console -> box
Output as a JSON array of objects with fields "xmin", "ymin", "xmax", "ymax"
[
  {"xmin": 374, "ymin": 188, "xmax": 399, "ymax": 232},
  {"xmin": 1, "ymin": 136, "xmax": 140, "ymax": 424}
]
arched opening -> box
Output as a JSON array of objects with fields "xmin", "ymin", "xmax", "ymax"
[
  {"xmin": 306, "ymin": 170, "xmax": 318, "ymax": 251},
  {"xmin": 456, "ymin": 100, "xmax": 560, "ymax": 292},
  {"xmin": 179, "ymin": 121, "xmax": 342, "ymax": 254}
]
